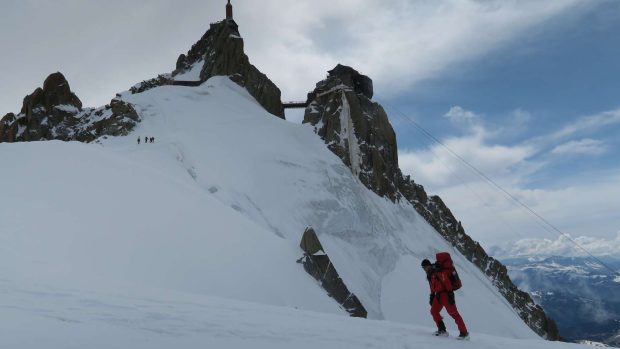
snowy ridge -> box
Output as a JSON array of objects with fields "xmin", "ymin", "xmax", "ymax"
[{"xmin": 0, "ymin": 77, "xmax": 588, "ymax": 347}]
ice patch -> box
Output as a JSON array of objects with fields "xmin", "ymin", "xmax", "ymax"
[{"xmin": 338, "ymin": 91, "xmax": 362, "ymax": 176}]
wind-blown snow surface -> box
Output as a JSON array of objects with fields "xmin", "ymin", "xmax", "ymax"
[
  {"xmin": 0, "ymin": 77, "xmax": 571, "ymax": 347},
  {"xmin": 0, "ymin": 285, "xmax": 589, "ymax": 349}
]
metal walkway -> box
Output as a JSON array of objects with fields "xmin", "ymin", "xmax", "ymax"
[{"xmin": 283, "ymin": 101, "xmax": 309, "ymax": 109}]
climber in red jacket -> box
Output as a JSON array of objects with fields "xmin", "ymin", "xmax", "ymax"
[{"xmin": 422, "ymin": 258, "xmax": 469, "ymax": 339}]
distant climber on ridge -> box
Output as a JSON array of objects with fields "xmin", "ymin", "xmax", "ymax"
[{"xmin": 421, "ymin": 254, "xmax": 469, "ymax": 340}]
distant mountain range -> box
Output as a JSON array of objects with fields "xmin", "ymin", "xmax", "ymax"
[{"xmin": 502, "ymin": 256, "xmax": 620, "ymax": 346}]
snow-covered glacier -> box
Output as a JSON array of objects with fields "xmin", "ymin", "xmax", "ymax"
[{"xmin": 0, "ymin": 77, "xmax": 578, "ymax": 347}]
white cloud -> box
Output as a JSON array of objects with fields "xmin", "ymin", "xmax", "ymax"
[
  {"xmin": 0, "ymin": 0, "xmax": 593, "ymax": 113},
  {"xmin": 399, "ymin": 125, "xmax": 536, "ymax": 187},
  {"xmin": 247, "ymin": 0, "xmax": 591, "ymax": 99},
  {"xmin": 444, "ymin": 106, "xmax": 480, "ymax": 123},
  {"xmin": 551, "ymin": 138, "xmax": 607, "ymax": 156},
  {"xmin": 512, "ymin": 108, "xmax": 532, "ymax": 126},
  {"xmin": 431, "ymin": 170, "xmax": 620, "ymax": 248},
  {"xmin": 547, "ymin": 109, "xmax": 620, "ymax": 141},
  {"xmin": 491, "ymin": 232, "xmax": 620, "ymax": 258},
  {"xmin": 399, "ymin": 106, "xmax": 620, "ymax": 246}
]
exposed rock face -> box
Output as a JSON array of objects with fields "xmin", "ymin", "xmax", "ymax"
[
  {"xmin": 304, "ymin": 65, "xmax": 400, "ymax": 201},
  {"xmin": 0, "ymin": 72, "xmax": 139, "ymax": 143},
  {"xmin": 0, "ymin": 113, "xmax": 17, "ymax": 142},
  {"xmin": 9, "ymin": 72, "xmax": 83, "ymax": 141},
  {"xmin": 298, "ymin": 228, "xmax": 367, "ymax": 318},
  {"xmin": 326, "ymin": 64, "xmax": 374, "ymax": 99},
  {"xmin": 90, "ymin": 99, "xmax": 140, "ymax": 139},
  {"xmin": 304, "ymin": 65, "xmax": 560, "ymax": 340},
  {"xmin": 29, "ymin": 72, "xmax": 83, "ymax": 113},
  {"xmin": 129, "ymin": 74, "xmax": 173, "ymax": 95},
  {"xmin": 173, "ymin": 19, "xmax": 284, "ymax": 118}
]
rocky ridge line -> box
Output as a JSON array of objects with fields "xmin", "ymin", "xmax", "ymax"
[
  {"xmin": 303, "ymin": 64, "xmax": 560, "ymax": 340},
  {"xmin": 0, "ymin": 72, "xmax": 139, "ymax": 143},
  {"xmin": 128, "ymin": 20, "xmax": 284, "ymax": 118},
  {"xmin": 172, "ymin": 19, "xmax": 284, "ymax": 118}
]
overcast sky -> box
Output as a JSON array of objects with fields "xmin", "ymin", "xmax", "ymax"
[{"xmin": 1, "ymin": 0, "xmax": 619, "ymax": 255}]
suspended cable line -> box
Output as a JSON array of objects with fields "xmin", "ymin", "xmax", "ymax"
[
  {"xmin": 385, "ymin": 106, "xmax": 530, "ymax": 242},
  {"xmin": 378, "ymin": 98, "xmax": 619, "ymax": 276},
  {"xmin": 385, "ymin": 102, "xmax": 561, "ymax": 240}
]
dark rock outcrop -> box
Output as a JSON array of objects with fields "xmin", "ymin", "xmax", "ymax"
[
  {"xmin": 89, "ymin": 99, "xmax": 140, "ymax": 140},
  {"xmin": 173, "ymin": 19, "xmax": 284, "ymax": 118},
  {"xmin": 304, "ymin": 65, "xmax": 400, "ymax": 201},
  {"xmin": 129, "ymin": 74, "xmax": 173, "ymax": 95},
  {"xmin": 30, "ymin": 72, "xmax": 83, "ymax": 113},
  {"xmin": 326, "ymin": 64, "xmax": 373, "ymax": 99},
  {"xmin": 304, "ymin": 65, "xmax": 560, "ymax": 340},
  {"xmin": 0, "ymin": 72, "xmax": 139, "ymax": 143},
  {"xmin": 0, "ymin": 113, "xmax": 16, "ymax": 142},
  {"xmin": 10, "ymin": 72, "xmax": 83, "ymax": 141},
  {"xmin": 298, "ymin": 228, "xmax": 367, "ymax": 318}
]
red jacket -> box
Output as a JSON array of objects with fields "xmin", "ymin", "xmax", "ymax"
[{"xmin": 428, "ymin": 269, "xmax": 453, "ymax": 293}]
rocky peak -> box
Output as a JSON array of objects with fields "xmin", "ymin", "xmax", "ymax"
[
  {"xmin": 1, "ymin": 72, "xmax": 139, "ymax": 143},
  {"xmin": 327, "ymin": 64, "xmax": 373, "ymax": 99},
  {"xmin": 173, "ymin": 20, "xmax": 284, "ymax": 118},
  {"xmin": 43, "ymin": 72, "xmax": 82, "ymax": 109},
  {"xmin": 21, "ymin": 72, "xmax": 82, "ymax": 119},
  {"xmin": 304, "ymin": 65, "xmax": 560, "ymax": 340},
  {"xmin": 304, "ymin": 64, "xmax": 400, "ymax": 201}
]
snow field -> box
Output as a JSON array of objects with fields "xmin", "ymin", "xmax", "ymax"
[
  {"xmin": 0, "ymin": 279, "xmax": 592, "ymax": 349},
  {"xmin": 0, "ymin": 77, "xmax": 573, "ymax": 347}
]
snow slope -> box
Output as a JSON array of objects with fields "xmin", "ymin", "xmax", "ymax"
[
  {"xmin": 0, "ymin": 77, "xmax": 565, "ymax": 346},
  {"xmin": 0, "ymin": 281, "xmax": 591, "ymax": 349},
  {"xmin": 0, "ymin": 141, "xmax": 338, "ymax": 314}
]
